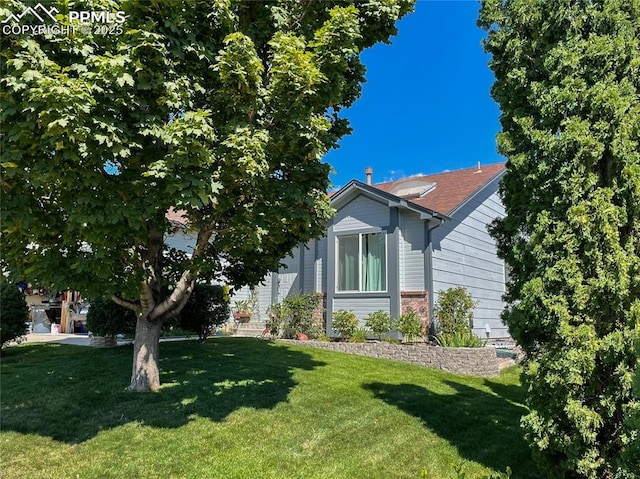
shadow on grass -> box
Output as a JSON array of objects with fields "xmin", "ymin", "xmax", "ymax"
[
  {"xmin": 0, "ymin": 338, "xmax": 325, "ymax": 444},
  {"xmin": 363, "ymin": 376, "xmax": 539, "ymax": 477}
]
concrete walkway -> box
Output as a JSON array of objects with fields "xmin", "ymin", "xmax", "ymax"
[
  {"xmin": 25, "ymin": 332, "xmax": 92, "ymax": 346},
  {"xmin": 23, "ymin": 333, "xmax": 204, "ymax": 347}
]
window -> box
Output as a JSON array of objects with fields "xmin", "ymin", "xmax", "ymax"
[{"xmin": 337, "ymin": 232, "xmax": 386, "ymax": 292}]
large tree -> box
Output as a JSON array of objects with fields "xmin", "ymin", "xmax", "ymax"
[
  {"xmin": 479, "ymin": 0, "xmax": 640, "ymax": 477},
  {"xmin": 0, "ymin": 0, "xmax": 414, "ymax": 391}
]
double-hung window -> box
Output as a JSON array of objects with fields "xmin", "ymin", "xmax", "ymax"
[{"xmin": 336, "ymin": 232, "xmax": 386, "ymax": 292}]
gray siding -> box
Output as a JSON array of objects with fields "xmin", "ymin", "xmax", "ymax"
[
  {"xmin": 431, "ymin": 179, "xmax": 508, "ymax": 338},
  {"xmin": 165, "ymin": 230, "xmax": 195, "ymax": 254},
  {"xmin": 332, "ymin": 297, "xmax": 392, "ymax": 318},
  {"xmin": 334, "ymin": 195, "xmax": 389, "ymax": 231},
  {"xmin": 276, "ymin": 247, "xmax": 300, "ymax": 301},
  {"xmin": 399, "ymin": 210, "xmax": 425, "ymax": 291},
  {"xmin": 301, "ymin": 241, "xmax": 315, "ymax": 293},
  {"xmin": 315, "ymin": 237, "xmax": 327, "ymax": 293},
  {"xmin": 330, "ymin": 296, "xmax": 392, "ymax": 333},
  {"xmin": 257, "ymin": 276, "xmax": 274, "ymax": 320}
]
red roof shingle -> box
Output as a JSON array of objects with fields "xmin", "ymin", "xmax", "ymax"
[
  {"xmin": 166, "ymin": 207, "xmax": 188, "ymax": 226},
  {"xmin": 373, "ymin": 162, "xmax": 505, "ymax": 215}
]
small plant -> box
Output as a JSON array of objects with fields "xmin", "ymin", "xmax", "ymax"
[
  {"xmin": 0, "ymin": 281, "xmax": 29, "ymax": 347},
  {"xmin": 433, "ymin": 287, "xmax": 483, "ymax": 348},
  {"xmin": 349, "ymin": 327, "xmax": 368, "ymax": 343},
  {"xmin": 397, "ymin": 309, "xmax": 423, "ymax": 342},
  {"xmin": 332, "ymin": 309, "xmax": 358, "ymax": 340},
  {"xmin": 433, "ymin": 286, "xmax": 478, "ymax": 336},
  {"xmin": 178, "ymin": 284, "xmax": 229, "ymax": 342},
  {"xmin": 85, "ymin": 297, "xmax": 137, "ymax": 337},
  {"xmin": 267, "ymin": 302, "xmax": 286, "ymax": 336},
  {"xmin": 233, "ymin": 289, "xmax": 258, "ymax": 317},
  {"xmin": 435, "ymin": 330, "xmax": 484, "ymax": 348},
  {"xmin": 364, "ymin": 310, "xmax": 393, "ymax": 340}
]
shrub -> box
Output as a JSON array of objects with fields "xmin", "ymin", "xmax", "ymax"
[
  {"xmin": 435, "ymin": 330, "xmax": 484, "ymax": 348},
  {"xmin": 306, "ymin": 323, "xmax": 325, "ymax": 340},
  {"xmin": 314, "ymin": 332, "xmax": 331, "ymax": 342},
  {"xmin": 0, "ymin": 282, "xmax": 29, "ymax": 347},
  {"xmin": 397, "ymin": 309, "xmax": 423, "ymax": 342},
  {"xmin": 433, "ymin": 287, "xmax": 477, "ymax": 336},
  {"xmin": 161, "ymin": 326, "xmax": 196, "ymax": 338},
  {"xmin": 349, "ymin": 327, "xmax": 368, "ymax": 343},
  {"xmin": 179, "ymin": 284, "xmax": 229, "ymax": 342},
  {"xmin": 86, "ymin": 297, "xmax": 137, "ymax": 337},
  {"xmin": 332, "ymin": 309, "xmax": 358, "ymax": 340},
  {"xmin": 267, "ymin": 302, "xmax": 287, "ymax": 337},
  {"xmin": 267, "ymin": 293, "xmax": 322, "ymax": 339},
  {"xmin": 284, "ymin": 293, "xmax": 322, "ymax": 337},
  {"xmin": 364, "ymin": 310, "xmax": 393, "ymax": 340}
]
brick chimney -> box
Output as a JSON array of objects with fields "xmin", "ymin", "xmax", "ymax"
[{"xmin": 365, "ymin": 166, "xmax": 373, "ymax": 185}]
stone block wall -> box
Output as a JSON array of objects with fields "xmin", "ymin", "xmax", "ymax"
[{"xmin": 279, "ymin": 339, "xmax": 508, "ymax": 377}]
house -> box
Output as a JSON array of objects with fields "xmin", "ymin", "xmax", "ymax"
[{"xmin": 168, "ymin": 162, "xmax": 509, "ymax": 339}]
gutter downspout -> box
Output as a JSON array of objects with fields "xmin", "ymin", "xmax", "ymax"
[{"xmin": 425, "ymin": 217, "xmax": 445, "ymax": 338}]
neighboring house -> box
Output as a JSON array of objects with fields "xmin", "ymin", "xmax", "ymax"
[{"xmin": 167, "ymin": 162, "xmax": 509, "ymax": 339}]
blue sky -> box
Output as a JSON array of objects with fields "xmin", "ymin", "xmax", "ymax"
[{"xmin": 324, "ymin": 0, "xmax": 503, "ymax": 188}]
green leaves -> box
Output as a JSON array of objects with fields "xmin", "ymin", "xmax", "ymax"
[
  {"xmin": 116, "ymin": 72, "xmax": 134, "ymax": 87},
  {"xmin": 215, "ymin": 32, "xmax": 263, "ymax": 95},
  {"xmin": 267, "ymin": 32, "xmax": 325, "ymax": 110},
  {"xmin": 480, "ymin": 0, "xmax": 640, "ymax": 476},
  {"xmin": 1, "ymin": 0, "xmax": 414, "ymax": 385}
]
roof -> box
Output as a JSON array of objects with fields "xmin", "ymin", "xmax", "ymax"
[
  {"xmin": 372, "ymin": 162, "xmax": 505, "ymax": 215},
  {"xmin": 166, "ymin": 207, "xmax": 188, "ymax": 227},
  {"xmin": 167, "ymin": 163, "xmax": 506, "ymax": 226}
]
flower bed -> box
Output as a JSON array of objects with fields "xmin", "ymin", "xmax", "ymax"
[{"xmin": 279, "ymin": 340, "xmax": 513, "ymax": 377}]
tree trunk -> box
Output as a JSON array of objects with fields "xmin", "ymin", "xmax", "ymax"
[
  {"xmin": 128, "ymin": 315, "xmax": 163, "ymax": 392},
  {"xmin": 124, "ymin": 221, "xmax": 211, "ymax": 392}
]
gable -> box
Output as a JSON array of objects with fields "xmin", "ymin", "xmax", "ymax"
[{"xmin": 333, "ymin": 194, "xmax": 390, "ymax": 231}]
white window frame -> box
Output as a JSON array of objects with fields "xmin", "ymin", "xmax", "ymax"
[{"xmin": 335, "ymin": 231, "xmax": 387, "ymax": 293}]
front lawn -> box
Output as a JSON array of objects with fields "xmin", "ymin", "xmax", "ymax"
[{"xmin": 0, "ymin": 338, "xmax": 539, "ymax": 478}]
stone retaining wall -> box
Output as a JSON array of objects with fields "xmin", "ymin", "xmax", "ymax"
[
  {"xmin": 279, "ymin": 340, "xmax": 509, "ymax": 377},
  {"xmin": 89, "ymin": 335, "xmax": 117, "ymax": 348}
]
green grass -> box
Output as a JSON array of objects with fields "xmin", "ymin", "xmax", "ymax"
[{"xmin": 0, "ymin": 338, "xmax": 540, "ymax": 478}]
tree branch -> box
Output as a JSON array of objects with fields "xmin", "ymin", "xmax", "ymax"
[
  {"xmin": 159, "ymin": 284, "xmax": 193, "ymax": 322},
  {"xmin": 148, "ymin": 221, "xmax": 215, "ymax": 321},
  {"xmin": 111, "ymin": 294, "xmax": 140, "ymax": 311},
  {"xmin": 149, "ymin": 270, "xmax": 195, "ymax": 320}
]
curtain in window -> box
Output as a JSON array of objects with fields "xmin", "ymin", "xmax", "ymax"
[
  {"xmin": 361, "ymin": 233, "xmax": 386, "ymax": 291},
  {"xmin": 338, "ymin": 235, "xmax": 359, "ymax": 291}
]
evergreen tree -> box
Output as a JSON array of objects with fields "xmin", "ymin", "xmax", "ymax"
[{"xmin": 479, "ymin": 1, "xmax": 640, "ymax": 477}]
